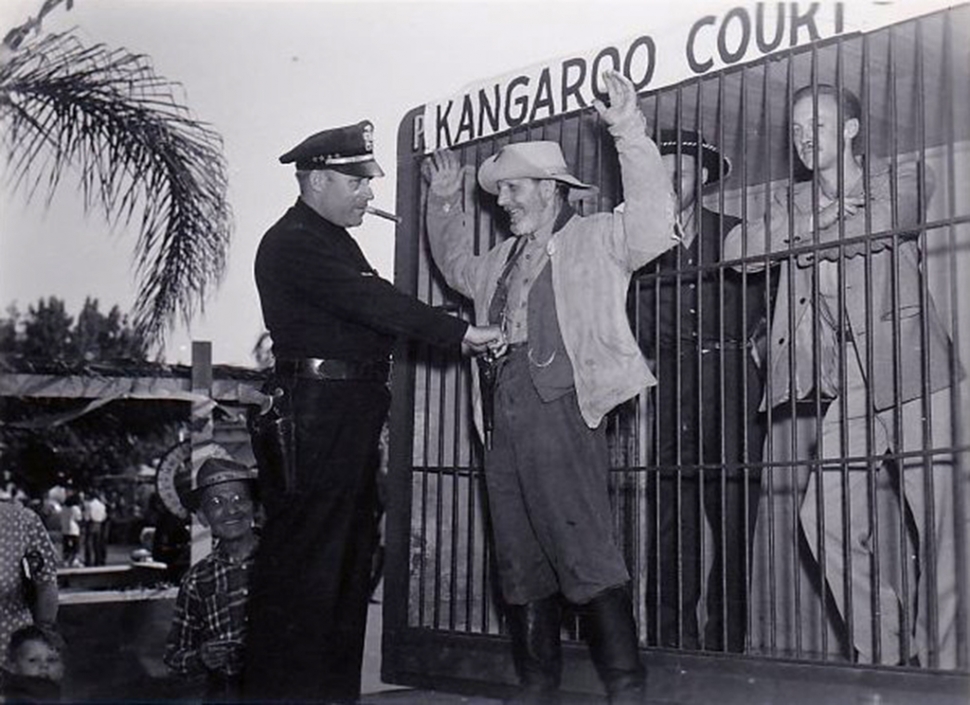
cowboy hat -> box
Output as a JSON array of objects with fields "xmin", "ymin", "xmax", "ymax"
[{"xmin": 477, "ymin": 141, "xmax": 595, "ymax": 197}]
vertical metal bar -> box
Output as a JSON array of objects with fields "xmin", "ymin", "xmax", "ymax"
[
  {"xmin": 784, "ymin": 52, "xmax": 808, "ymax": 661},
  {"xmin": 692, "ymin": 78, "xmax": 707, "ymax": 653},
  {"xmin": 737, "ymin": 63, "xmax": 756, "ymax": 656},
  {"xmin": 759, "ymin": 56, "xmax": 781, "ymax": 658},
  {"xmin": 464, "ymin": 391, "xmax": 475, "ymax": 634},
  {"xmin": 650, "ymin": 91, "xmax": 663, "ymax": 649},
  {"xmin": 434, "ymin": 360, "xmax": 448, "ymax": 629},
  {"xmin": 469, "ymin": 138, "xmax": 490, "ymax": 636},
  {"xmin": 715, "ymin": 70, "xmax": 730, "ymax": 654},
  {"xmin": 886, "ymin": 21, "xmax": 904, "ymax": 667},
  {"xmin": 418, "ymin": 329, "xmax": 432, "ymax": 629},
  {"xmin": 859, "ymin": 27, "xmax": 883, "ymax": 666},
  {"xmin": 941, "ymin": 6, "xmax": 969, "ymax": 670},
  {"xmin": 740, "ymin": 63, "xmax": 756, "ymax": 653},
  {"xmin": 674, "ymin": 83, "xmax": 686, "ymax": 650},
  {"xmin": 913, "ymin": 13, "xmax": 938, "ymax": 668},
  {"xmin": 449, "ymin": 360, "xmax": 462, "ymax": 632},
  {"xmin": 905, "ymin": 15, "xmax": 934, "ymax": 666},
  {"xmin": 481, "ymin": 134, "xmax": 498, "ymax": 637}
]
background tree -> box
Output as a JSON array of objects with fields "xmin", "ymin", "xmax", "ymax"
[
  {"xmin": 2, "ymin": 395, "xmax": 187, "ymax": 506},
  {"xmin": 0, "ymin": 295, "xmax": 147, "ymax": 363},
  {"xmin": 0, "ymin": 0, "xmax": 232, "ymax": 349},
  {"xmin": 0, "ymin": 296, "xmax": 161, "ymax": 497}
]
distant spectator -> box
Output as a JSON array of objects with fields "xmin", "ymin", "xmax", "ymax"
[
  {"xmin": 0, "ymin": 494, "xmax": 59, "ymax": 664},
  {"xmin": 82, "ymin": 493, "xmax": 108, "ymax": 567},
  {"xmin": 57, "ymin": 498, "xmax": 81, "ymax": 568},
  {"xmin": 1, "ymin": 625, "xmax": 64, "ymax": 703}
]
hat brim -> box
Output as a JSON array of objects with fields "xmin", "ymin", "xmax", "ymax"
[
  {"xmin": 478, "ymin": 155, "xmax": 594, "ymax": 196},
  {"xmin": 659, "ymin": 142, "xmax": 731, "ymax": 185},
  {"xmin": 699, "ymin": 148, "xmax": 730, "ymax": 185},
  {"xmin": 187, "ymin": 476, "xmax": 256, "ymax": 512},
  {"xmin": 328, "ymin": 160, "xmax": 385, "ymax": 178}
]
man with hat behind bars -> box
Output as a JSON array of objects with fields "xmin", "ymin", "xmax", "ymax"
[
  {"xmin": 244, "ymin": 120, "xmax": 502, "ymax": 701},
  {"xmin": 425, "ymin": 70, "xmax": 676, "ymax": 703},
  {"xmin": 638, "ymin": 130, "xmax": 771, "ymax": 653}
]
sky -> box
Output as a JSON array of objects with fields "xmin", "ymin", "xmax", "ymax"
[{"xmin": 0, "ymin": 0, "xmax": 947, "ymax": 366}]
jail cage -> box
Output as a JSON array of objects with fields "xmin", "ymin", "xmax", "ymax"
[{"xmin": 383, "ymin": 4, "xmax": 970, "ymax": 699}]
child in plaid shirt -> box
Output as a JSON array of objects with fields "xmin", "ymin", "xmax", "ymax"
[{"xmin": 164, "ymin": 457, "xmax": 259, "ymax": 701}]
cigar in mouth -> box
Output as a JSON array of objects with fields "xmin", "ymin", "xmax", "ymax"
[{"xmin": 365, "ymin": 206, "xmax": 402, "ymax": 224}]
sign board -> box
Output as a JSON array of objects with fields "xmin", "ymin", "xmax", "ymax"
[{"xmin": 422, "ymin": 0, "xmax": 955, "ymax": 153}]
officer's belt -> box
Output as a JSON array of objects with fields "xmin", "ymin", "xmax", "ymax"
[{"xmin": 275, "ymin": 358, "xmax": 389, "ymax": 382}]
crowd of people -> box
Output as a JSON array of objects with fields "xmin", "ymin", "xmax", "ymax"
[{"xmin": 1, "ymin": 70, "xmax": 959, "ymax": 703}]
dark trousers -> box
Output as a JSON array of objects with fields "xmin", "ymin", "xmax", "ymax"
[
  {"xmin": 243, "ymin": 377, "xmax": 390, "ymax": 702},
  {"xmin": 648, "ymin": 347, "xmax": 765, "ymax": 652},
  {"xmin": 486, "ymin": 348, "xmax": 630, "ymax": 606},
  {"xmin": 83, "ymin": 522, "xmax": 107, "ymax": 566}
]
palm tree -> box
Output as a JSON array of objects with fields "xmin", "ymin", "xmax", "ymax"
[{"xmin": 0, "ymin": 0, "xmax": 231, "ymax": 349}]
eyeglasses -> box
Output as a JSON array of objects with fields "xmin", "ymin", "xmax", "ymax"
[{"xmin": 202, "ymin": 493, "xmax": 253, "ymax": 514}]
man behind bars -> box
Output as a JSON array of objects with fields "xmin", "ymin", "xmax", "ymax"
[
  {"xmin": 425, "ymin": 70, "xmax": 676, "ymax": 703},
  {"xmin": 724, "ymin": 84, "xmax": 961, "ymax": 668},
  {"xmin": 639, "ymin": 130, "xmax": 770, "ymax": 653},
  {"xmin": 244, "ymin": 120, "xmax": 502, "ymax": 702}
]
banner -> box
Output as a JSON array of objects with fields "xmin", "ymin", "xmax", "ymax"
[{"xmin": 421, "ymin": 1, "xmax": 951, "ymax": 153}]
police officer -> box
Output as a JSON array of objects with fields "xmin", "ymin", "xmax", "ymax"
[
  {"xmin": 243, "ymin": 120, "xmax": 501, "ymax": 702},
  {"xmin": 640, "ymin": 130, "xmax": 770, "ymax": 652}
]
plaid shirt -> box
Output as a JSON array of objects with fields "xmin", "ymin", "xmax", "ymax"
[{"xmin": 164, "ymin": 540, "xmax": 257, "ymax": 677}]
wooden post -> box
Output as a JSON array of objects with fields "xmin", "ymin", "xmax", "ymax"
[{"xmin": 190, "ymin": 341, "xmax": 214, "ymax": 565}]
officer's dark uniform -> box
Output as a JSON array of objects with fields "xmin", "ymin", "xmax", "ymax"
[
  {"xmin": 243, "ymin": 121, "xmax": 468, "ymax": 702},
  {"xmin": 639, "ymin": 131, "xmax": 771, "ymax": 653}
]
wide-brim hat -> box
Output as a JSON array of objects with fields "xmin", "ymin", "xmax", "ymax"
[
  {"xmin": 478, "ymin": 141, "xmax": 595, "ymax": 197},
  {"xmin": 656, "ymin": 129, "xmax": 731, "ymax": 185},
  {"xmin": 186, "ymin": 456, "xmax": 256, "ymax": 512},
  {"xmin": 279, "ymin": 120, "xmax": 385, "ymax": 178}
]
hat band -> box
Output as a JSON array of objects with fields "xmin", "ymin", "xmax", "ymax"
[
  {"xmin": 312, "ymin": 153, "xmax": 376, "ymax": 166},
  {"xmin": 659, "ymin": 141, "xmax": 706, "ymax": 150},
  {"xmin": 196, "ymin": 470, "xmax": 251, "ymax": 488}
]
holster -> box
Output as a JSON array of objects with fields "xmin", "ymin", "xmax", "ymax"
[
  {"xmin": 477, "ymin": 356, "xmax": 498, "ymax": 450},
  {"xmin": 247, "ymin": 379, "xmax": 298, "ymax": 509}
]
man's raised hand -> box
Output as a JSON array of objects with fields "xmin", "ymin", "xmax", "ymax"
[
  {"xmin": 423, "ymin": 149, "xmax": 465, "ymax": 198},
  {"xmin": 592, "ymin": 70, "xmax": 640, "ymax": 128}
]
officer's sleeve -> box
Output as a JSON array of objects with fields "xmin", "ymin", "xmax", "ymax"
[{"xmin": 272, "ymin": 235, "xmax": 469, "ymax": 348}]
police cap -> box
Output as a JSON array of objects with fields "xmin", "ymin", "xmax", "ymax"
[
  {"xmin": 655, "ymin": 129, "xmax": 731, "ymax": 185},
  {"xmin": 279, "ymin": 120, "xmax": 385, "ymax": 177}
]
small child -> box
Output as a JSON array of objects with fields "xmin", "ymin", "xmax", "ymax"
[
  {"xmin": 163, "ymin": 457, "xmax": 259, "ymax": 702},
  {"xmin": 2, "ymin": 625, "xmax": 64, "ymax": 703}
]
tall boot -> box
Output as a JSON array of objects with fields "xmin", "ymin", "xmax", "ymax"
[
  {"xmin": 582, "ymin": 584, "xmax": 646, "ymax": 704},
  {"xmin": 505, "ymin": 595, "xmax": 562, "ymax": 704}
]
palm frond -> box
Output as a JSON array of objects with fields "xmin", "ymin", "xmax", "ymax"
[{"xmin": 0, "ymin": 31, "xmax": 232, "ymax": 347}]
